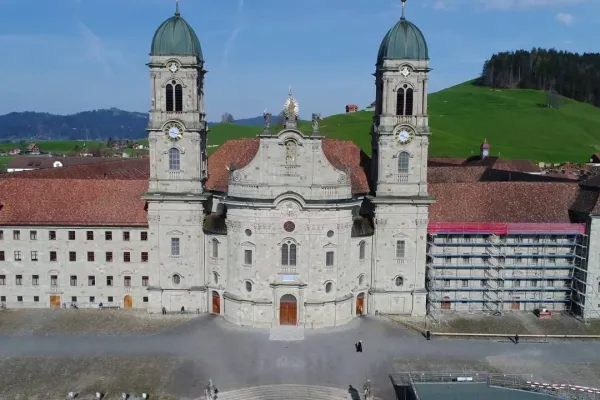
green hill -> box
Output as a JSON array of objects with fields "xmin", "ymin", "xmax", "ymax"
[{"xmin": 207, "ymin": 81, "xmax": 600, "ymax": 163}]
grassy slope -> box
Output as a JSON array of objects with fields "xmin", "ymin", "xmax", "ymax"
[{"xmin": 3, "ymin": 82, "xmax": 600, "ymax": 164}]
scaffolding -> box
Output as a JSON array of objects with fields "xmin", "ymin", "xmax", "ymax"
[{"xmin": 426, "ymin": 222, "xmax": 589, "ymax": 317}]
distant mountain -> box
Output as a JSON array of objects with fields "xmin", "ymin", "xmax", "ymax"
[
  {"xmin": 0, "ymin": 108, "xmax": 147, "ymax": 141},
  {"xmin": 0, "ymin": 109, "xmax": 299, "ymax": 141}
]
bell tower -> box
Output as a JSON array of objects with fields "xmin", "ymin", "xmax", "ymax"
[
  {"xmin": 371, "ymin": 0, "xmax": 430, "ymax": 198},
  {"xmin": 369, "ymin": 0, "xmax": 434, "ymax": 319},
  {"xmin": 147, "ymin": 0, "xmax": 207, "ymax": 195}
]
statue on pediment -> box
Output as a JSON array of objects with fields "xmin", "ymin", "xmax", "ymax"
[{"xmin": 312, "ymin": 113, "xmax": 322, "ymax": 135}]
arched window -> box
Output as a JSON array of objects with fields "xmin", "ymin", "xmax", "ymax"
[
  {"xmin": 396, "ymin": 84, "xmax": 414, "ymax": 116},
  {"xmin": 395, "ymin": 276, "xmax": 404, "ymax": 287},
  {"xmin": 175, "ymin": 84, "xmax": 183, "ymax": 112},
  {"xmin": 165, "ymin": 80, "xmax": 183, "ymax": 112},
  {"xmin": 398, "ymin": 151, "xmax": 410, "ymax": 174},
  {"xmin": 281, "ymin": 242, "xmax": 297, "ymax": 266},
  {"xmin": 168, "ymin": 148, "xmax": 180, "ymax": 170},
  {"xmin": 213, "ymin": 272, "xmax": 219, "ymax": 284},
  {"xmin": 359, "ymin": 241, "xmax": 366, "ymax": 260},
  {"xmin": 325, "ymin": 282, "xmax": 333, "ymax": 293},
  {"xmin": 396, "ymin": 88, "xmax": 405, "ymax": 115},
  {"xmin": 245, "ymin": 281, "xmax": 253, "ymax": 292},
  {"xmin": 211, "ymin": 239, "xmax": 219, "ymax": 258},
  {"xmin": 172, "ymin": 274, "xmax": 181, "ymax": 285},
  {"xmin": 359, "ymin": 274, "xmax": 365, "ymax": 287},
  {"xmin": 166, "ymin": 84, "xmax": 174, "ymax": 112}
]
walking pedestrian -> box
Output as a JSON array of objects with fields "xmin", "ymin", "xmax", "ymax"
[
  {"xmin": 162, "ymin": 306, "xmax": 167, "ymax": 315},
  {"xmin": 180, "ymin": 306, "xmax": 185, "ymax": 314},
  {"xmin": 357, "ymin": 340, "xmax": 363, "ymax": 352},
  {"xmin": 515, "ymin": 333, "xmax": 519, "ymax": 344}
]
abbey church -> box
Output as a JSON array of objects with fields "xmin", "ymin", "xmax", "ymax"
[{"xmin": 0, "ymin": 2, "xmax": 599, "ymax": 327}]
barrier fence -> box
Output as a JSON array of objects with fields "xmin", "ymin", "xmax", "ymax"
[{"xmin": 391, "ymin": 372, "xmax": 600, "ymax": 400}]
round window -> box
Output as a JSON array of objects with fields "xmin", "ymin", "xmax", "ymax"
[
  {"xmin": 395, "ymin": 276, "xmax": 404, "ymax": 287},
  {"xmin": 172, "ymin": 80, "xmax": 177, "ymax": 85},
  {"xmin": 283, "ymin": 221, "xmax": 295, "ymax": 232},
  {"xmin": 327, "ymin": 230, "xmax": 334, "ymax": 238},
  {"xmin": 245, "ymin": 281, "xmax": 252, "ymax": 292},
  {"xmin": 245, "ymin": 229, "xmax": 252, "ymax": 237},
  {"xmin": 325, "ymin": 282, "xmax": 333, "ymax": 293}
]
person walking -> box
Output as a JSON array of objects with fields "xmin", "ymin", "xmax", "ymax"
[
  {"xmin": 357, "ymin": 340, "xmax": 363, "ymax": 353},
  {"xmin": 515, "ymin": 333, "xmax": 519, "ymax": 344}
]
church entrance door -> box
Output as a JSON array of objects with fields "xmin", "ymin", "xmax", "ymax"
[
  {"xmin": 212, "ymin": 291, "xmax": 221, "ymax": 314},
  {"xmin": 280, "ymin": 294, "xmax": 297, "ymax": 325},
  {"xmin": 356, "ymin": 292, "xmax": 365, "ymax": 315}
]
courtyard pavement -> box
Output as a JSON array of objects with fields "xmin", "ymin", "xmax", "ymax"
[{"xmin": 2, "ymin": 313, "xmax": 600, "ymax": 399}]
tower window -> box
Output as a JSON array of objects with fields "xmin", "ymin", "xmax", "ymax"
[
  {"xmin": 396, "ymin": 84, "xmax": 414, "ymax": 116},
  {"xmin": 398, "ymin": 151, "xmax": 410, "ymax": 174},
  {"xmin": 166, "ymin": 84, "xmax": 174, "ymax": 112},
  {"xmin": 168, "ymin": 148, "xmax": 180, "ymax": 170},
  {"xmin": 175, "ymin": 84, "xmax": 183, "ymax": 112},
  {"xmin": 396, "ymin": 88, "xmax": 405, "ymax": 115}
]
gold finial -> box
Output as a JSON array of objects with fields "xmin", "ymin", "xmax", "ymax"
[
  {"xmin": 175, "ymin": 0, "xmax": 180, "ymax": 16},
  {"xmin": 401, "ymin": 0, "xmax": 406, "ymax": 20}
]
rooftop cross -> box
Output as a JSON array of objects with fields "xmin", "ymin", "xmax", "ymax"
[
  {"xmin": 401, "ymin": 0, "xmax": 407, "ymax": 20},
  {"xmin": 175, "ymin": 0, "xmax": 180, "ymax": 16},
  {"xmin": 288, "ymin": 85, "xmax": 293, "ymax": 98}
]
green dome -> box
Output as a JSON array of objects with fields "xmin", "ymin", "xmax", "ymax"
[
  {"xmin": 377, "ymin": 18, "xmax": 428, "ymax": 64},
  {"xmin": 151, "ymin": 5, "xmax": 203, "ymax": 60}
]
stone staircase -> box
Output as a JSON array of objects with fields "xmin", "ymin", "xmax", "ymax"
[{"xmin": 213, "ymin": 384, "xmax": 372, "ymax": 400}]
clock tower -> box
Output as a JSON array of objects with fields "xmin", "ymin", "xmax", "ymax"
[
  {"xmin": 143, "ymin": 2, "xmax": 209, "ymax": 315},
  {"xmin": 146, "ymin": 1, "xmax": 207, "ymax": 195},
  {"xmin": 368, "ymin": 0, "xmax": 433, "ymax": 319}
]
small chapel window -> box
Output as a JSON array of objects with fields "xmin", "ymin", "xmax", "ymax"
[{"xmin": 281, "ymin": 242, "xmax": 297, "ymax": 266}]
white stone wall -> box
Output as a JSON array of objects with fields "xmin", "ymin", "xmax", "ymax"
[{"xmin": 0, "ymin": 226, "xmax": 150, "ymax": 308}]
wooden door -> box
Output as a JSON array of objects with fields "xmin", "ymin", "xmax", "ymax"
[
  {"xmin": 280, "ymin": 294, "xmax": 297, "ymax": 325},
  {"xmin": 512, "ymin": 298, "xmax": 520, "ymax": 310},
  {"xmin": 212, "ymin": 292, "xmax": 220, "ymax": 314},
  {"xmin": 356, "ymin": 293, "xmax": 365, "ymax": 315},
  {"xmin": 441, "ymin": 297, "xmax": 451, "ymax": 310},
  {"xmin": 49, "ymin": 295, "xmax": 61, "ymax": 308},
  {"xmin": 123, "ymin": 295, "xmax": 133, "ymax": 309}
]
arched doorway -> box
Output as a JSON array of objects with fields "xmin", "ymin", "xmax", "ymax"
[
  {"xmin": 356, "ymin": 292, "xmax": 365, "ymax": 316},
  {"xmin": 441, "ymin": 296, "xmax": 451, "ymax": 310},
  {"xmin": 123, "ymin": 295, "xmax": 133, "ymax": 309},
  {"xmin": 212, "ymin": 291, "xmax": 221, "ymax": 314},
  {"xmin": 280, "ymin": 294, "xmax": 297, "ymax": 325}
]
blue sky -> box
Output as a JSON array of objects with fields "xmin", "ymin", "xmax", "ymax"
[{"xmin": 0, "ymin": 0, "xmax": 596, "ymax": 120}]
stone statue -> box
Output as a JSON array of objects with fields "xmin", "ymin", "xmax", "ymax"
[
  {"xmin": 363, "ymin": 379, "xmax": 373, "ymax": 400},
  {"xmin": 205, "ymin": 379, "xmax": 218, "ymax": 400},
  {"xmin": 285, "ymin": 140, "xmax": 297, "ymax": 164},
  {"xmin": 311, "ymin": 113, "xmax": 321, "ymax": 134},
  {"xmin": 263, "ymin": 110, "xmax": 271, "ymax": 132}
]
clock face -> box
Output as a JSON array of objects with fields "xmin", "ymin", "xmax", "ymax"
[
  {"xmin": 164, "ymin": 122, "xmax": 183, "ymax": 141},
  {"xmin": 396, "ymin": 129, "xmax": 413, "ymax": 145},
  {"xmin": 400, "ymin": 66, "xmax": 411, "ymax": 77},
  {"xmin": 169, "ymin": 63, "xmax": 179, "ymax": 73},
  {"xmin": 482, "ymin": 150, "xmax": 489, "ymax": 156}
]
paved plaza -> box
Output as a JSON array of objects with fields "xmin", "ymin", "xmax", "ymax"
[{"xmin": 1, "ymin": 311, "xmax": 600, "ymax": 399}]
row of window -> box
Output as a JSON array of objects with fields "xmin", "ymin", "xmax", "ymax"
[
  {"xmin": 0, "ymin": 251, "xmax": 148, "ymax": 263},
  {"xmin": 440, "ymin": 279, "xmax": 570, "ymax": 288},
  {"xmin": 202, "ymin": 239, "xmax": 401, "ymax": 266},
  {"xmin": 436, "ymin": 257, "xmax": 567, "ymax": 265},
  {"xmin": 0, "ymin": 295, "xmax": 149, "ymax": 304},
  {"xmin": 0, "ymin": 230, "xmax": 147, "ymax": 242},
  {"xmin": 0, "ymin": 274, "xmax": 148, "ymax": 287}
]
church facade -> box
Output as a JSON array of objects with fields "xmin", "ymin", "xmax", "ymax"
[
  {"xmin": 141, "ymin": 3, "xmax": 431, "ymax": 327},
  {"xmin": 2, "ymin": 3, "xmax": 600, "ymax": 327}
]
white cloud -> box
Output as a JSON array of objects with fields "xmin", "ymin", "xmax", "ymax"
[{"xmin": 556, "ymin": 12, "xmax": 575, "ymax": 25}]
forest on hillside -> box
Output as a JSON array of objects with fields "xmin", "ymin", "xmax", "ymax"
[{"xmin": 479, "ymin": 48, "xmax": 600, "ymax": 107}]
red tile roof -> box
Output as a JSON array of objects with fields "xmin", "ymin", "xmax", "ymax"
[
  {"xmin": 428, "ymin": 166, "xmax": 487, "ymax": 183},
  {"xmin": 322, "ymin": 139, "xmax": 370, "ymax": 194},
  {"xmin": 205, "ymin": 139, "xmax": 260, "ymax": 192},
  {"xmin": 429, "ymin": 182, "xmax": 579, "ymax": 223},
  {"xmin": 0, "ymin": 179, "xmax": 148, "ymax": 226},
  {"xmin": 1, "ymin": 158, "xmax": 149, "ymax": 180},
  {"xmin": 6, "ymin": 156, "xmax": 111, "ymax": 170}
]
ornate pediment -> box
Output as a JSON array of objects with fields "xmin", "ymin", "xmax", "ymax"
[{"xmin": 166, "ymin": 230, "xmax": 183, "ymax": 236}]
